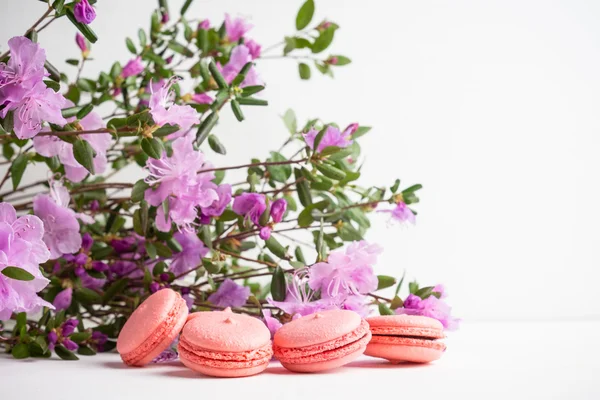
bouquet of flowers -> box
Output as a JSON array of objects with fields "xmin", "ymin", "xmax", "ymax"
[{"xmin": 0, "ymin": 0, "xmax": 458, "ymax": 361}]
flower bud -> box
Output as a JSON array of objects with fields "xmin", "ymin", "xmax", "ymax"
[
  {"xmin": 74, "ymin": 0, "xmax": 96, "ymax": 25},
  {"xmin": 53, "ymin": 288, "xmax": 73, "ymax": 311}
]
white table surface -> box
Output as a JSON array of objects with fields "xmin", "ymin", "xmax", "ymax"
[{"xmin": 1, "ymin": 321, "xmax": 599, "ymax": 399}]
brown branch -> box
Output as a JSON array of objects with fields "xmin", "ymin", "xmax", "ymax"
[
  {"xmin": 198, "ymin": 158, "xmax": 307, "ymax": 175},
  {"xmin": 218, "ymin": 248, "xmax": 277, "ymax": 267}
]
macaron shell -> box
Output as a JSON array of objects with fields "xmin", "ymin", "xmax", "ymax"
[
  {"xmin": 366, "ymin": 314, "xmax": 444, "ymax": 331},
  {"xmin": 370, "ymin": 325, "xmax": 444, "ymax": 339},
  {"xmin": 274, "ymin": 309, "xmax": 362, "ymax": 348},
  {"xmin": 365, "ymin": 341, "xmax": 444, "ymax": 363},
  {"xmin": 180, "ymin": 356, "xmax": 269, "ymax": 378},
  {"xmin": 132, "ymin": 306, "xmax": 187, "ymax": 366},
  {"xmin": 281, "ymin": 345, "xmax": 366, "ymax": 373}
]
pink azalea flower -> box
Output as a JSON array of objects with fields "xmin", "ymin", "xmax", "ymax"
[
  {"xmin": 268, "ymin": 269, "xmax": 336, "ymax": 317},
  {"xmin": 33, "ymin": 181, "xmax": 84, "ymax": 259},
  {"xmin": 144, "ymin": 136, "xmax": 217, "ymax": 232},
  {"xmin": 303, "ymin": 125, "xmax": 354, "ymax": 153},
  {"xmin": 270, "ymin": 198, "xmax": 287, "ymax": 223},
  {"xmin": 308, "ymin": 240, "xmax": 383, "ymax": 298},
  {"xmin": 207, "ymin": 279, "xmax": 250, "ymax": 308},
  {"xmin": 224, "ymin": 14, "xmax": 252, "ymax": 42},
  {"xmin": 198, "ymin": 19, "xmax": 210, "ymax": 30},
  {"xmin": 0, "ymin": 36, "xmax": 46, "ymax": 101},
  {"xmin": 220, "ymin": 45, "xmax": 263, "ymax": 87},
  {"xmin": 232, "ymin": 193, "xmax": 266, "ymax": 226},
  {"xmin": 169, "ymin": 231, "xmax": 209, "ymax": 277},
  {"xmin": 191, "ymin": 93, "xmax": 213, "ymax": 104},
  {"xmin": 340, "ymin": 294, "xmax": 371, "ymax": 318},
  {"xmin": 149, "ymin": 78, "xmax": 200, "ymax": 139},
  {"xmin": 53, "ymin": 287, "xmax": 73, "ymax": 311},
  {"xmin": 33, "ymin": 111, "xmax": 111, "ymax": 182},
  {"xmin": 245, "ymin": 39, "xmax": 262, "ymax": 60},
  {"xmin": 396, "ymin": 293, "xmax": 460, "ymax": 331},
  {"xmin": 75, "ymin": 33, "xmax": 88, "ymax": 55},
  {"xmin": 0, "ymin": 202, "xmax": 52, "ymax": 320},
  {"xmin": 200, "ymin": 183, "xmax": 232, "ymax": 218},
  {"xmin": 1, "ymin": 81, "xmax": 67, "ymax": 139},
  {"xmin": 122, "ymin": 56, "xmax": 144, "ymax": 78},
  {"xmin": 378, "ymin": 202, "xmax": 416, "ymax": 225},
  {"xmin": 262, "ymin": 309, "xmax": 282, "ymax": 338},
  {"xmin": 74, "ymin": 0, "xmax": 96, "ymax": 24}
]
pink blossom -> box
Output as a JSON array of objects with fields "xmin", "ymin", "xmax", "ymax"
[
  {"xmin": 207, "ymin": 279, "xmax": 250, "ymax": 308},
  {"xmin": 220, "ymin": 45, "xmax": 263, "ymax": 87},
  {"xmin": 198, "ymin": 19, "xmax": 210, "ymax": 30},
  {"xmin": 200, "ymin": 183, "xmax": 231, "ymax": 218},
  {"xmin": 245, "ymin": 39, "xmax": 262, "ymax": 60},
  {"xmin": 1, "ymin": 81, "xmax": 67, "ymax": 139},
  {"xmin": 122, "ymin": 56, "xmax": 144, "ymax": 78},
  {"xmin": 268, "ymin": 269, "xmax": 336, "ymax": 317},
  {"xmin": 33, "ymin": 181, "xmax": 83, "ymax": 259},
  {"xmin": 149, "ymin": 78, "xmax": 200, "ymax": 139},
  {"xmin": 396, "ymin": 293, "xmax": 460, "ymax": 331},
  {"xmin": 224, "ymin": 14, "xmax": 252, "ymax": 42},
  {"xmin": 169, "ymin": 231, "xmax": 209, "ymax": 277},
  {"xmin": 308, "ymin": 240, "xmax": 383, "ymax": 298},
  {"xmin": 75, "ymin": 33, "xmax": 88, "ymax": 55},
  {"xmin": 232, "ymin": 193, "xmax": 266, "ymax": 226},
  {"xmin": 303, "ymin": 125, "xmax": 354, "ymax": 153},
  {"xmin": 0, "ymin": 202, "xmax": 52, "ymax": 320},
  {"xmin": 270, "ymin": 198, "xmax": 287, "ymax": 223},
  {"xmin": 378, "ymin": 202, "xmax": 416, "ymax": 225},
  {"xmin": 191, "ymin": 93, "xmax": 213, "ymax": 104},
  {"xmin": 33, "ymin": 111, "xmax": 111, "ymax": 182},
  {"xmin": 262, "ymin": 309, "xmax": 282, "ymax": 338},
  {"xmin": 0, "ymin": 36, "xmax": 46, "ymax": 101},
  {"xmin": 53, "ymin": 287, "xmax": 73, "ymax": 311},
  {"xmin": 74, "ymin": 0, "xmax": 96, "ymax": 24},
  {"xmin": 144, "ymin": 136, "xmax": 217, "ymax": 231},
  {"xmin": 340, "ymin": 294, "xmax": 371, "ymax": 318}
]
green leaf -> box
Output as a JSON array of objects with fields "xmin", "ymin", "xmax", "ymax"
[
  {"xmin": 153, "ymin": 124, "xmax": 180, "ymax": 137},
  {"xmin": 55, "ymin": 344, "xmax": 79, "ymax": 360},
  {"xmin": 265, "ymin": 236, "xmax": 289, "ymax": 259},
  {"xmin": 70, "ymin": 332, "xmax": 92, "ymax": 343},
  {"xmin": 409, "ymin": 281, "xmax": 419, "ymax": 294},
  {"xmin": 66, "ymin": 9, "xmax": 98, "ymax": 43},
  {"xmin": 377, "ymin": 275, "xmax": 397, "ymax": 291},
  {"xmin": 167, "ymin": 237, "xmax": 183, "ymax": 253},
  {"xmin": 296, "ymin": 0, "xmax": 315, "ymax": 30},
  {"xmin": 44, "ymin": 80, "xmax": 60, "ymax": 91},
  {"xmin": 298, "ymin": 200, "xmax": 329, "ymax": 227},
  {"xmin": 73, "ymin": 139, "xmax": 96, "ymax": 174},
  {"xmin": 208, "ymin": 61, "xmax": 228, "ymax": 89},
  {"xmin": 10, "ymin": 154, "xmax": 28, "ymax": 190},
  {"xmin": 66, "ymin": 59, "xmax": 79, "ymax": 66},
  {"xmin": 415, "ymin": 286, "xmax": 435, "ymax": 299},
  {"xmin": 141, "ymin": 137, "xmax": 165, "ymax": 159},
  {"xmin": 241, "ymin": 85, "xmax": 265, "ymax": 97},
  {"xmin": 294, "ymin": 246, "xmax": 306, "ymax": 264},
  {"xmin": 271, "ymin": 266, "xmax": 287, "ymax": 301},
  {"xmin": 154, "ymin": 242, "xmax": 173, "ymax": 258},
  {"xmin": 394, "ymin": 270, "xmax": 406, "ymax": 296},
  {"xmin": 168, "ymin": 40, "xmax": 194, "ymax": 57},
  {"xmin": 331, "ymin": 55, "xmax": 351, "ymax": 66},
  {"xmin": 138, "ymin": 29, "xmax": 147, "ymax": 47},
  {"xmin": 2, "ymin": 143, "xmax": 14, "ymax": 159},
  {"xmin": 282, "ymin": 109, "xmax": 297, "ymax": 134},
  {"xmin": 236, "ymin": 97, "xmax": 268, "ymax": 106},
  {"xmin": 230, "ymin": 100, "xmax": 245, "ymax": 122},
  {"xmin": 401, "ymin": 184, "xmax": 423, "ymax": 195},
  {"xmin": 131, "ymin": 179, "xmax": 149, "ymax": 203},
  {"xmin": 145, "ymin": 242, "xmax": 157, "ymax": 259},
  {"xmin": 378, "ymin": 303, "xmax": 394, "ymax": 316},
  {"xmin": 76, "ymin": 104, "xmax": 94, "ymax": 120},
  {"xmin": 52, "ymin": 0, "xmax": 65, "ymax": 13},
  {"xmin": 298, "ymin": 62, "xmax": 311, "ymax": 80},
  {"xmin": 207, "ymin": 135, "xmax": 226, "ymax": 155},
  {"xmin": 1, "ymin": 266, "xmax": 34, "ymax": 281},
  {"xmin": 125, "ymin": 37, "xmax": 137, "ymax": 54},
  {"xmin": 232, "ymin": 62, "xmax": 253, "ymax": 87},
  {"xmin": 195, "ymin": 112, "xmax": 219, "ymax": 146},
  {"xmin": 180, "ymin": 0, "xmax": 194, "ymax": 15},
  {"xmin": 338, "ymin": 222, "xmax": 363, "ymax": 241},
  {"xmin": 75, "ymin": 288, "xmax": 102, "ymax": 304},
  {"xmin": 312, "ymin": 26, "xmax": 335, "ymax": 54},
  {"xmin": 77, "ymin": 345, "xmax": 97, "ymax": 356},
  {"xmin": 102, "ymin": 278, "xmax": 129, "ymax": 304},
  {"xmin": 390, "ymin": 179, "xmax": 401, "ymax": 193},
  {"xmin": 12, "ymin": 343, "xmax": 29, "ymax": 359},
  {"xmin": 390, "ymin": 296, "xmax": 404, "ymax": 310},
  {"xmin": 294, "ymin": 168, "xmax": 312, "ymax": 207},
  {"xmin": 267, "ymin": 152, "xmax": 292, "ymax": 183},
  {"xmin": 315, "ymin": 163, "xmax": 346, "ymax": 181}
]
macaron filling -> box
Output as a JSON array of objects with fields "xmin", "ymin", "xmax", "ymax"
[
  {"xmin": 120, "ymin": 296, "xmax": 186, "ymax": 365},
  {"xmin": 274, "ymin": 319, "xmax": 371, "ymax": 365},
  {"xmin": 369, "ymin": 326, "xmax": 446, "ymax": 351},
  {"xmin": 178, "ymin": 338, "xmax": 272, "ymax": 369}
]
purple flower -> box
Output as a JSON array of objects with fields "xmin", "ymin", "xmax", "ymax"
[
  {"xmin": 340, "ymin": 294, "xmax": 370, "ymax": 318},
  {"xmin": 149, "ymin": 78, "xmax": 200, "ymax": 139},
  {"xmin": 33, "ymin": 181, "xmax": 83, "ymax": 259},
  {"xmin": 200, "ymin": 184, "xmax": 232, "ymax": 219},
  {"xmin": 62, "ymin": 318, "xmax": 78, "ymax": 336},
  {"xmin": 308, "ymin": 240, "xmax": 383, "ymax": 298},
  {"xmin": 53, "ymin": 287, "xmax": 73, "ymax": 311},
  {"xmin": 303, "ymin": 125, "xmax": 354, "ymax": 153},
  {"xmin": 63, "ymin": 338, "xmax": 79, "ymax": 351},
  {"xmin": 75, "ymin": 33, "xmax": 88, "ymax": 56},
  {"xmin": 153, "ymin": 348, "xmax": 178, "ymax": 363},
  {"xmin": 232, "ymin": 193, "xmax": 266, "ymax": 226},
  {"xmin": 81, "ymin": 233, "xmax": 93, "ymax": 251},
  {"xmin": 149, "ymin": 282, "xmax": 161, "ymax": 293},
  {"xmin": 198, "ymin": 19, "xmax": 210, "ymax": 30},
  {"xmin": 220, "ymin": 45, "xmax": 263, "ymax": 87},
  {"xmin": 1, "ymin": 81, "xmax": 67, "ymax": 139},
  {"xmin": 144, "ymin": 136, "xmax": 217, "ymax": 232},
  {"xmin": 207, "ymin": 279, "xmax": 250, "ymax": 308},
  {"xmin": 0, "ymin": 36, "xmax": 46, "ymax": 102},
  {"xmin": 245, "ymin": 39, "xmax": 262, "ymax": 60},
  {"xmin": 169, "ymin": 231, "xmax": 208, "ymax": 277},
  {"xmin": 224, "ymin": 14, "xmax": 252, "ymax": 42},
  {"xmin": 433, "ymin": 284, "xmax": 447, "ymax": 298},
  {"xmin": 191, "ymin": 93, "xmax": 213, "ymax": 104},
  {"xmin": 0, "ymin": 202, "xmax": 52, "ymax": 320},
  {"xmin": 262, "ymin": 309, "xmax": 282, "ymax": 338},
  {"xmin": 33, "ymin": 110, "xmax": 111, "ymax": 182},
  {"xmin": 121, "ymin": 56, "xmax": 144, "ymax": 78},
  {"xmin": 396, "ymin": 293, "xmax": 460, "ymax": 331},
  {"xmin": 47, "ymin": 331, "xmax": 58, "ymax": 350},
  {"xmin": 268, "ymin": 269, "xmax": 336, "ymax": 317},
  {"xmin": 74, "ymin": 0, "xmax": 96, "ymax": 24},
  {"xmin": 270, "ymin": 198, "xmax": 287, "ymax": 223},
  {"xmin": 378, "ymin": 202, "xmax": 416, "ymax": 225},
  {"xmin": 259, "ymin": 226, "xmax": 272, "ymax": 240},
  {"xmin": 91, "ymin": 330, "xmax": 108, "ymax": 351}
]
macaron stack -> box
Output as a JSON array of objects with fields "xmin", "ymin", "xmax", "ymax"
[{"xmin": 117, "ymin": 289, "xmax": 448, "ymax": 376}]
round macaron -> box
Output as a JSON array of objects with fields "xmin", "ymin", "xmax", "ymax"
[
  {"xmin": 178, "ymin": 308, "xmax": 273, "ymax": 377},
  {"xmin": 365, "ymin": 315, "xmax": 446, "ymax": 363},
  {"xmin": 117, "ymin": 288, "xmax": 189, "ymax": 366},
  {"xmin": 273, "ymin": 309, "xmax": 371, "ymax": 373}
]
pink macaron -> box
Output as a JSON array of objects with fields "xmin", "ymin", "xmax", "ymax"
[
  {"xmin": 273, "ymin": 309, "xmax": 371, "ymax": 373},
  {"xmin": 178, "ymin": 308, "xmax": 273, "ymax": 377},
  {"xmin": 365, "ymin": 315, "xmax": 446, "ymax": 363},
  {"xmin": 117, "ymin": 288, "xmax": 189, "ymax": 366}
]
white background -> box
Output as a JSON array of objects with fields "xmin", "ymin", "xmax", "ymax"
[{"xmin": 1, "ymin": 0, "xmax": 599, "ymax": 322}]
